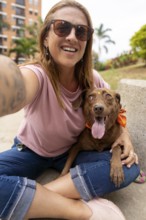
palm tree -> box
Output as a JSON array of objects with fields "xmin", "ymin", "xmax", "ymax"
[
  {"xmin": 95, "ymin": 23, "xmax": 115, "ymax": 59},
  {"xmin": 9, "ymin": 17, "xmax": 42, "ymax": 63},
  {"xmin": 9, "ymin": 37, "xmax": 38, "ymax": 63}
]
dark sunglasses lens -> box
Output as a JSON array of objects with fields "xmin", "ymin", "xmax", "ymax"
[
  {"xmin": 54, "ymin": 20, "xmax": 71, "ymax": 37},
  {"xmin": 76, "ymin": 25, "xmax": 92, "ymax": 41}
]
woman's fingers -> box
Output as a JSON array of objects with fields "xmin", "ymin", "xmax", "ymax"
[{"xmin": 122, "ymin": 150, "xmax": 138, "ymax": 168}]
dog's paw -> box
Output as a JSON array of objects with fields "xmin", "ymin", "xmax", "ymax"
[{"xmin": 110, "ymin": 164, "xmax": 124, "ymax": 187}]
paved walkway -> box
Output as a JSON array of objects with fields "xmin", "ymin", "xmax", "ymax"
[
  {"xmin": 0, "ymin": 110, "xmax": 24, "ymax": 152},
  {"xmin": 0, "ymin": 111, "xmax": 146, "ymax": 220}
]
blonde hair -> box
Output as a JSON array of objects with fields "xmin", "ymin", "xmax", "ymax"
[{"xmin": 28, "ymin": 0, "xmax": 94, "ymax": 108}]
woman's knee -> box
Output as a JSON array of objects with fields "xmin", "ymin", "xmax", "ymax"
[
  {"xmin": 70, "ymin": 162, "xmax": 140, "ymax": 200},
  {"xmin": 0, "ymin": 175, "xmax": 36, "ymax": 220},
  {"xmin": 123, "ymin": 163, "xmax": 140, "ymax": 186}
]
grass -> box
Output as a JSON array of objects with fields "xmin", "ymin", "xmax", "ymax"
[{"xmin": 99, "ymin": 63, "xmax": 146, "ymax": 90}]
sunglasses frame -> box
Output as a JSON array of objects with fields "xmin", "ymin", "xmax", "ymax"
[{"xmin": 49, "ymin": 19, "xmax": 94, "ymax": 41}]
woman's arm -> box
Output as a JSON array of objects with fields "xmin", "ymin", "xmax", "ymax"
[
  {"xmin": 0, "ymin": 55, "xmax": 39, "ymax": 117},
  {"xmin": 0, "ymin": 55, "xmax": 26, "ymax": 116},
  {"xmin": 112, "ymin": 126, "xmax": 138, "ymax": 167}
]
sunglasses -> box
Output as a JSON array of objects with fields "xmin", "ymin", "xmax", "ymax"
[{"xmin": 49, "ymin": 19, "xmax": 94, "ymax": 41}]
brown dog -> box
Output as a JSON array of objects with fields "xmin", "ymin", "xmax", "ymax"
[{"xmin": 61, "ymin": 87, "xmax": 126, "ymax": 187}]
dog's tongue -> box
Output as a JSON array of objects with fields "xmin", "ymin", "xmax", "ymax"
[{"xmin": 91, "ymin": 119, "xmax": 105, "ymax": 139}]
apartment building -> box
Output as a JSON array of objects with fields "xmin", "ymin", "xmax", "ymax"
[{"xmin": 0, "ymin": 0, "xmax": 42, "ymax": 60}]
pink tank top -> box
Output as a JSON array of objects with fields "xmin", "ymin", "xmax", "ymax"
[{"xmin": 17, "ymin": 65, "xmax": 109, "ymax": 157}]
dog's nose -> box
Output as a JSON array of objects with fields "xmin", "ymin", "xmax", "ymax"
[{"xmin": 93, "ymin": 105, "xmax": 104, "ymax": 113}]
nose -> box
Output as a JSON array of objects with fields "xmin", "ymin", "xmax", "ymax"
[
  {"xmin": 93, "ymin": 104, "xmax": 104, "ymax": 113},
  {"xmin": 66, "ymin": 28, "xmax": 77, "ymax": 40}
]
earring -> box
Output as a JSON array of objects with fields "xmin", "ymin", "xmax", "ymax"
[
  {"xmin": 80, "ymin": 58, "xmax": 83, "ymax": 63},
  {"xmin": 45, "ymin": 46, "xmax": 49, "ymax": 56}
]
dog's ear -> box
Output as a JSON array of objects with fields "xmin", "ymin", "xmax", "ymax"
[
  {"xmin": 115, "ymin": 93, "xmax": 122, "ymax": 108},
  {"xmin": 72, "ymin": 94, "xmax": 83, "ymax": 110},
  {"xmin": 115, "ymin": 93, "xmax": 121, "ymax": 103}
]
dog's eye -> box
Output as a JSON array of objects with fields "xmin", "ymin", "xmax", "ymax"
[
  {"xmin": 88, "ymin": 95, "xmax": 95, "ymax": 102},
  {"xmin": 105, "ymin": 93, "xmax": 112, "ymax": 100}
]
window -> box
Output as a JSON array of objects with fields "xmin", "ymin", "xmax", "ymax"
[
  {"xmin": 0, "ymin": 2, "xmax": 6, "ymax": 10},
  {"xmin": 34, "ymin": 0, "xmax": 38, "ymax": 6},
  {"xmin": 12, "ymin": 5, "xmax": 15, "ymax": 10},
  {"xmin": 0, "ymin": 37, "xmax": 7, "ymax": 45},
  {"xmin": 34, "ymin": 11, "xmax": 38, "ymax": 16},
  {"xmin": 16, "ymin": 0, "xmax": 25, "ymax": 6},
  {"xmin": 16, "ymin": 18, "xmax": 25, "ymax": 26},
  {"xmin": 29, "ymin": 19, "xmax": 33, "ymax": 25},
  {"xmin": 29, "ymin": 0, "xmax": 33, "ymax": 5},
  {"xmin": 16, "ymin": 29, "xmax": 24, "ymax": 37},
  {"xmin": 0, "ymin": 48, "xmax": 7, "ymax": 54},
  {"xmin": 0, "ymin": 14, "xmax": 7, "ymax": 20},
  {"xmin": 29, "ymin": 9, "xmax": 33, "ymax": 15},
  {"xmin": 15, "ymin": 7, "xmax": 25, "ymax": 16},
  {"xmin": 3, "ymin": 48, "xmax": 7, "ymax": 53}
]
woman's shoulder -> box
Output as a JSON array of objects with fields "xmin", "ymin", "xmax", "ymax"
[
  {"xmin": 20, "ymin": 63, "xmax": 43, "ymax": 74},
  {"xmin": 20, "ymin": 64, "xmax": 48, "ymax": 81},
  {"xmin": 92, "ymin": 69, "xmax": 110, "ymax": 89}
]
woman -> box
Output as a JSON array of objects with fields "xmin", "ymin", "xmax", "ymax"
[{"xmin": 0, "ymin": 0, "xmax": 139, "ymax": 219}]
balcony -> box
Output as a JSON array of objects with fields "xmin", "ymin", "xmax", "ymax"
[
  {"xmin": 12, "ymin": 3, "xmax": 25, "ymax": 9},
  {"xmin": 12, "ymin": 14, "xmax": 25, "ymax": 20}
]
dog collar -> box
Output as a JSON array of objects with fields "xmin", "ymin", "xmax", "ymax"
[
  {"xmin": 117, "ymin": 108, "xmax": 126, "ymax": 127},
  {"xmin": 85, "ymin": 122, "xmax": 91, "ymax": 129},
  {"xmin": 85, "ymin": 108, "xmax": 127, "ymax": 129}
]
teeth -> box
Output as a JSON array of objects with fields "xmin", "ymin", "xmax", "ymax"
[{"xmin": 63, "ymin": 47, "xmax": 76, "ymax": 52}]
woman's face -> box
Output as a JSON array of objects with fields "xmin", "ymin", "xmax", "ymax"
[{"xmin": 44, "ymin": 6, "xmax": 88, "ymax": 71}]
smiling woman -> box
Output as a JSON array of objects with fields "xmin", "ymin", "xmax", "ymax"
[
  {"xmin": 42, "ymin": 0, "xmax": 146, "ymax": 61},
  {"xmin": 0, "ymin": 1, "xmax": 139, "ymax": 220}
]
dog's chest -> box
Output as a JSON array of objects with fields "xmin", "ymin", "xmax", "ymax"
[{"xmin": 79, "ymin": 126, "xmax": 120, "ymax": 152}]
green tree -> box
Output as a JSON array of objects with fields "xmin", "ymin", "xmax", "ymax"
[
  {"xmin": 9, "ymin": 17, "xmax": 43, "ymax": 63},
  {"xmin": 94, "ymin": 23, "xmax": 115, "ymax": 59},
  {"xmin": 9, "ymin": 37, "xmax": 38, "ymax": 63},
  {"xmin": 130, "ymin": 24, "xmax": 146, "ymax": 64}
]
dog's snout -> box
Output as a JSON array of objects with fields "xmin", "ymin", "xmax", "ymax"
[{"xmin": 93, "ymin": 104, "xmax": 104, "ymax": 113}]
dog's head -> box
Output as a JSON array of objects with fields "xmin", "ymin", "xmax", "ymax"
[{"xmin": 73, "ymin": 87, "xmax": 122, "ymax": 139}]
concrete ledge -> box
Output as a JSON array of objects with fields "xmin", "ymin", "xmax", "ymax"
[{"xmin": 118, "ymin": 79, "xmax": 146, "ymax": 171}]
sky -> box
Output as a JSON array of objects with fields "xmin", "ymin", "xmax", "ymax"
[{"xmin": 42, "ymin": 0, "xmax": 146, "ymax": 61}]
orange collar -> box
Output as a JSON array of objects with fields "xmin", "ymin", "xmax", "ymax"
[
  {"xmin": 117, "ymin": 108, "xmax": 126, "ymax": 127},
  {"xmin": 85, "ymin": 122, "xmax": 91, "ymax": 129},
  {"xmin": 85, "ymin": 108, "xmax": 126, "ymax": 129}
]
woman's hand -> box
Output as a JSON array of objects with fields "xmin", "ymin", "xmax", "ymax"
[{"xmin": 111, "ymin": 127, "xmax": 138, "ymax": 168}]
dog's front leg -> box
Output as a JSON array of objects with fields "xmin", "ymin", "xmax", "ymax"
[
  {"xmin": 60, "ymin": 144, "xmax": 80, "ymax": 176},
  {"xmin": 110, "ymin": 145, "xmax": 124, "ymax": 187}
]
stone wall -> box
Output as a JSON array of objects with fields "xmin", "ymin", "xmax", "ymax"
[{"xmin": 117, "ymin": 79, "xmax": 146, "ymax": 171}]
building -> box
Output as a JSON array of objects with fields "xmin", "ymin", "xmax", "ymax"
[{"xmin": 0, "ymin": 0, "xmax": 42, "ymax": 61}]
